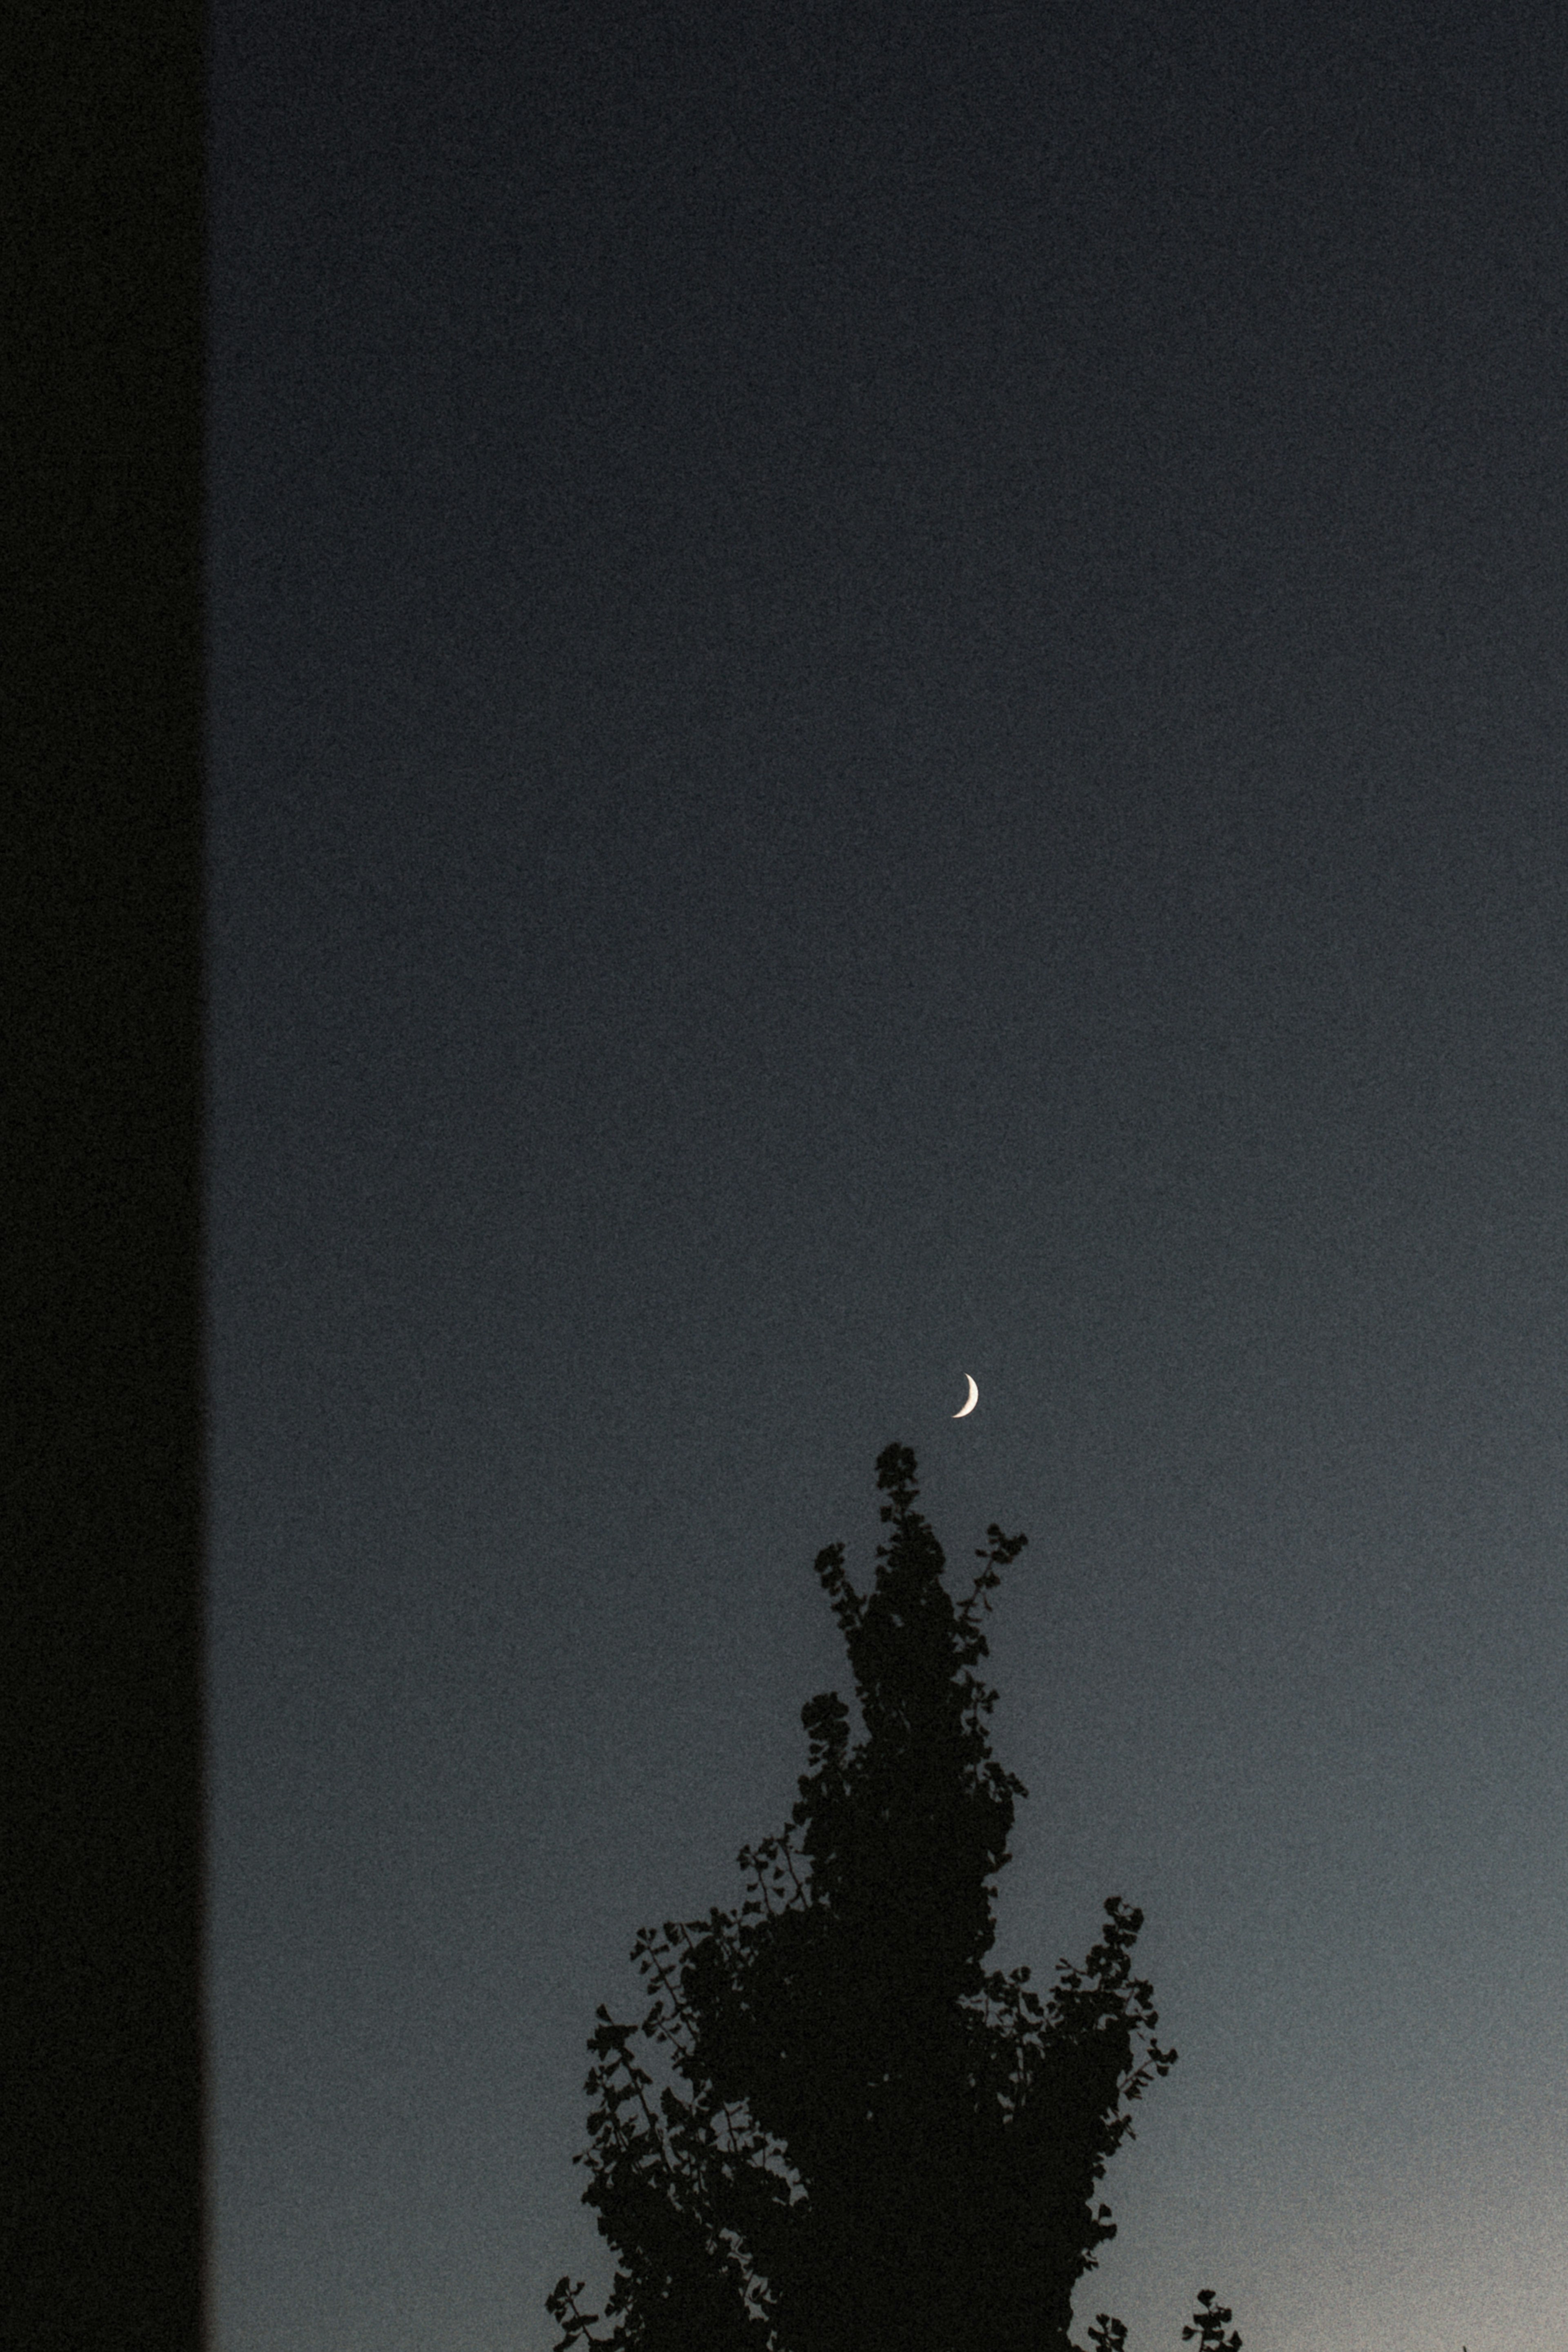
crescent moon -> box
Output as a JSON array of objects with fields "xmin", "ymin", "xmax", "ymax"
[{"xmin": 953, "ymin": 1374, "xmax": 979, "ymax": 1418}]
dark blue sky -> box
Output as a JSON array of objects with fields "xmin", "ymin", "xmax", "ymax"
[{"xmin": 208, "ymin": 5, "xmax": 1568, "ymax": 2347}]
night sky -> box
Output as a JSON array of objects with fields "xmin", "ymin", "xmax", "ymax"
[{"xmin": 207, "ymin": 5, "xmax": 1568, "ymax": 2348}]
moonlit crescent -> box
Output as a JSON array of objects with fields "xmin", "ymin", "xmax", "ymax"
[{"xmin": 953, "ymin": 1374, "xmax": 979, "ymax": 1418}]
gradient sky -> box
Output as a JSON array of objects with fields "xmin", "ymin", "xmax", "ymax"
[{"xmin": 207, "ymin": 6, "xmax": 1568, "ymax": 2348}]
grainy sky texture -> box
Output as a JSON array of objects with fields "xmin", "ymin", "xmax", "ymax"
[{"xmin": 208, "ymin": 6, "xmax": 1568, "ymax": 2349}]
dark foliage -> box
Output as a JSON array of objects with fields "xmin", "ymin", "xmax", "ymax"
[
  {"xmin": 1181, "ymin": 2290, "xmax": 1243, "ymax": 2352},
  {"xmin": 549, "ymin": 1445, "xmax": 1234, "ymax": 2352}
]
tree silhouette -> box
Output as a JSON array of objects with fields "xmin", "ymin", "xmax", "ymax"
[{"xmin": 548, "ymin": 1443, "xmax": 1236, "ymax": 2352}]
